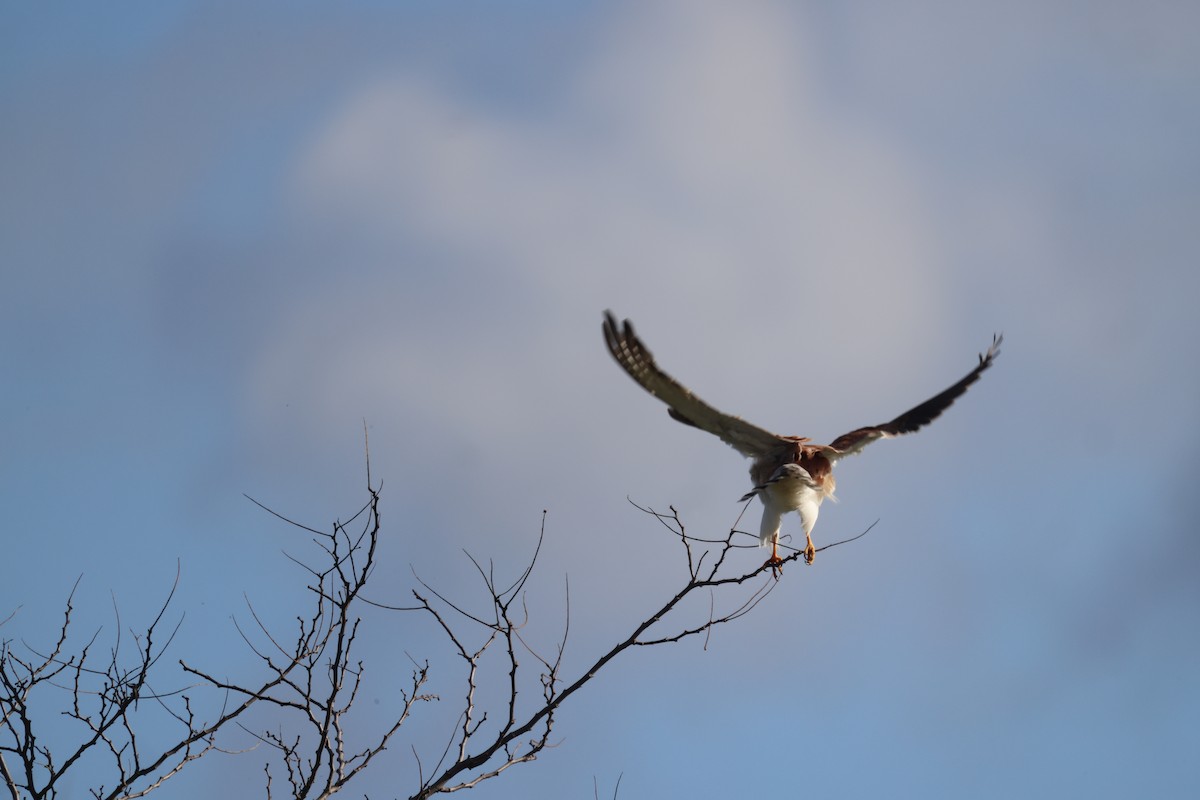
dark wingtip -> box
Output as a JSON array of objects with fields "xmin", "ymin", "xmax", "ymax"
[
  {"xmin": 602, "ymin": 310, "xmax": 642, "ymax": 354},
  {"xmin": 602, "ymin": 310, "xmax": 622, "ymax": 353},
  {"xmin": 602, "ymin": 310, "xmax": 635, "ymax": 337},
  {"xmin": 602, "ymin": 309, "xmax": 618, "ymax": 337}
]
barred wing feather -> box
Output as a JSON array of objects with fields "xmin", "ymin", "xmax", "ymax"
[{"xmin": 602, "ymin": 311, "xmax": 787, "ymax": 460}]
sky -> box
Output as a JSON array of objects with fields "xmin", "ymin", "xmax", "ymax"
[{"xmin": 2, "ymin": 0, "xmax": 1199, "ymax": 797}]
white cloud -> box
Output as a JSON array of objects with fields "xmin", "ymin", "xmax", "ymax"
[{"xmin": 276, "ymin": 0, "xmax": 959, "ymax": 456}]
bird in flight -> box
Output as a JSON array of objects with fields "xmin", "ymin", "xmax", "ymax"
[{"xmin": 602, "ymin": 311, "xmax": 1001, "ymax": 572}]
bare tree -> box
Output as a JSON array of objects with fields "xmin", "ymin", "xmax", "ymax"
[
  {"xmin": 0, "ymin": 570, "xmax": 260, "ymax": 799},
  {"xmin": 179, "ymin": 472, "xmax": 427, "ymax": 798},
  {"xmin": 1, "ymin": 446, "xmax": 867, "ymax": 799}
]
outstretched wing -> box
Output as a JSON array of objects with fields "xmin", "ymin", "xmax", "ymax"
[
  {"xmin": 603, "ymin": 311, "xmax": 787, "ymax": 459},
  {"xmin": 826, "ymin": 334, "xmax": 1002, "ymax": 457}
]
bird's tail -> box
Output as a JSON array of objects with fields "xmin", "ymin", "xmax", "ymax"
[{"xmin": 739, "ymin": 486, "xmax": 762, "ymax": 503}]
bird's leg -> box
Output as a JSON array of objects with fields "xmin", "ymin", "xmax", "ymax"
[
  {"xmin": 764, "ymin": 539, "xmax": 784, "ymax": 578},
  {"xmin": 804, "ymin": 534, "xmax": 815, "ymax": 565}
]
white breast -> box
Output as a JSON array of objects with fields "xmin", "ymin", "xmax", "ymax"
[{"xmin": 756, "ymin": 465, "xmax": 828, "ymax": 546}]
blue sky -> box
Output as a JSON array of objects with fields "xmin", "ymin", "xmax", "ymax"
[{"xmin": 3, "ymin": 1, "xmax": 1198, "ymax": 797}]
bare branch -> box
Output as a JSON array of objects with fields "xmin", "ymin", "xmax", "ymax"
[
  {"xmin": 4, "ymin": 431, "xmax": 873, "ymax": 800},
  {"xmin": 407, "ymin": 500, "xmax": 873, "ymax": 798}
]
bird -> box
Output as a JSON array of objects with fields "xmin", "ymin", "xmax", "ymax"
[{"xmin": 602, "ymin": 311, "xmax": 1001, "ymax": 572}]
